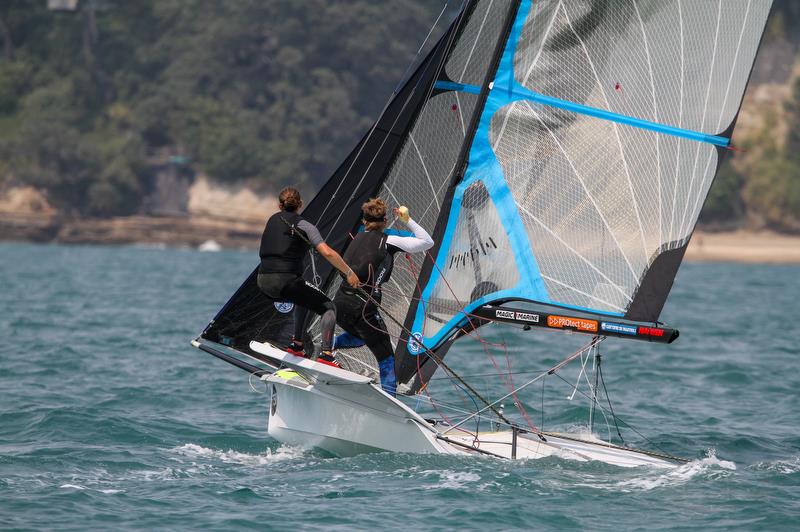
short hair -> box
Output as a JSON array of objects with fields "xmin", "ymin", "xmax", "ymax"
[
  {"xmin": 278, "ymin": 187, "xmax": 302, "ymax": 212},
  {"xmin": 362, "ymin": 198, "xmax": 387, "ymax": 231}
]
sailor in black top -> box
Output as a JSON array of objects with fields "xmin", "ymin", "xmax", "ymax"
[
  {"xmin": 257, "ymin": 187, "xmax": 359, "ymax": 364},
  {"xmin": 334, "ymin": 198, "xmax": 433, "ymax": 395}
]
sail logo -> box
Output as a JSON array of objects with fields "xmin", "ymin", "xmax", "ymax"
[
  {"xmin": 407, "ymin": 332, "xmax": 424, "ymax": 354},
  {"xmin": 601, "ymin": 322, "xmax": 637, "ymax": 335},
  {"xmin": 274, "ymin": 302, "xmax": 294, "ymax": 313},
  {"xmin": 515, "ymin": 312, "xmax": 539, "ymax": 323},
  {"xmin": 547, "ymin": 315, "xmax": 598, "ymax": 333},
  {"xmin": 495, "ymin": 310, "xmax": 515, "ymax": 319},
  {"xmin": 638, "ymin": 326, "xmax": 665, "ymax": 338},
  {"xmin": 448, "ymin": 238, "xmax": 499, "ymax": 270}
]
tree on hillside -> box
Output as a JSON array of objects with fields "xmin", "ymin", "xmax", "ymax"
[{"xmin": 0, "ymin": 0, "xmax": 444, "ymax": 215}]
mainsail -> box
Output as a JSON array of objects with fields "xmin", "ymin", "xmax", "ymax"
[{"xmin": 200, "ymin": 0, "xmax": 772, "ymax": 391}]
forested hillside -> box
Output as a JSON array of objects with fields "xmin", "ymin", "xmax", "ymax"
[
  {"xmin": 0, "ymin": 0, "xmax": 444, "ymax": 216},
  {"xmin": 0, "ymin": 1, "xmax": 798, "ymax": 231}
]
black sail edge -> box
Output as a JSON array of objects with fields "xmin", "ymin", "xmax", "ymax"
[
  {"xmin": 625, "ymin": 1, "xmax": 774, "ymax": 324},
  {"xmin": 199, "ymin": 13, "xmax": 465, "ymax": 356}
]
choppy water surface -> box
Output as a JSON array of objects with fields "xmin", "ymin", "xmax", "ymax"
[{"xmin": 1, "ymin": 243, "xmax": 799, "ymax": 530}]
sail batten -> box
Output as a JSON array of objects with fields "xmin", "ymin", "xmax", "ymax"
[{"xmin": 399, "ymin": 0, "xmax": 771, "ymax": 372}]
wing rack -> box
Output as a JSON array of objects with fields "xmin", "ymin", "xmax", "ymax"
[{"xmin": 473, "ymin": 304, "xmax": 679, "ymax": 344}]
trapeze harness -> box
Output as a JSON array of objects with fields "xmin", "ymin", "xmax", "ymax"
[
  {"xmin": 257, "ymin": 211, "xmax": 336, "ymax": 352},
  {"xmin": 334, "ymin": 218, "xmax": 433, "ymax": 395}
]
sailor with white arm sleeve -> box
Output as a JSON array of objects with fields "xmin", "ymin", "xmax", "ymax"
[{"xmin": 333, "ymin": 198, "xmax": 433, "ymax": 395}]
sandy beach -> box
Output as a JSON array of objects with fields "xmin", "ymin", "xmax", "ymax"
[{"xmin": 686, "ymin": 230, "xmax": 800, "ymax": 264}]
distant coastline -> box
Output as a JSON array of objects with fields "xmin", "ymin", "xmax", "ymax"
[
  {"xmin": 2, "ymin": 213, "xmax": 799, "ymax": 264},
  {"xmin": 0, "ymin": 213, "xmax": 264, "ymax": 250},
  {"xmin": 685, "ymin": 230, "xmax": 800, "ymax": 265}
]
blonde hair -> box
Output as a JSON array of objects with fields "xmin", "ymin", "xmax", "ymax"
[
  {"xmin": 278, "ymin": 187, "xmax": 302, "ymax": 212},
  {"xmin": 362, "ymin": 198, "xmax": 387, "ymax": 231}
]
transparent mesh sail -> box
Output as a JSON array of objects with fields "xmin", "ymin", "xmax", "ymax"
[
  {"xmin": 324, "ymin": 0, "xmax": 514, "ymax": 374},
  {"xmin": 491, "ymin": 103, "xmax": 719, "ymax": 313},
  {"xmin": 417, "ymin": 0, "xmax": 770, "ymax": 337},
  {"xmin": 515, "ymin": 0, "xmax": 771, "ymax": 139}
]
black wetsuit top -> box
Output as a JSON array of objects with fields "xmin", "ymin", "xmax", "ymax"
[{"xmin": 258, "ymin": 212, "xmax": 323, "ymax": 275}]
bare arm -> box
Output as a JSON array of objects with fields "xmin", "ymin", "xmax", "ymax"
[
  {"xmin": 316, "ymin": 243, "xmax": 359, "ymax": 287},
  {"xmin": 295, "ymin": 219, "xmax": 359, "ymax": 287}
]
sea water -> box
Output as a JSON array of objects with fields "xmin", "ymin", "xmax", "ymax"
[{"xmin": 1, "ymin": 243, "xmax": 798, "ymax": 530}]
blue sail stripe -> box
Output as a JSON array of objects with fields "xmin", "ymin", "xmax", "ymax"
[
  {"xmin": 434, "ymin": 80, "xmax": 730, "ymax": 147},
  {"xmin": 433, "ymin": 80, "xmax": 482, "ymax": 95}
]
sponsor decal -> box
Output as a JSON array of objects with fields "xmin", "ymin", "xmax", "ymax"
[
  {"xmin": 407, "ymin": 332, "xmax": 424, "ymax": 354},
  {"xmin": 547, "ymin": 315, "xmax": 599, "ymax": 333},
  {"xmin": 638, "ymin": 326, "xmax": 665, "ymax": 337},
  {"xmin": 270, "ymin": 386, "xmax": 277, "ymax": 415},
  {"xmin": 495, "ymin": 309, "xmax": 515, "ymax": 319},
  {"xmin": 274, "ymin": 301, "xmax": 294, "ymax": 313},
  {"xmin": 601, "ymin": 322, "xmax": 638, "ymax": 335},
  {"xmin": 515, "ymin": 311, "xmax": 540, "ymax": 323}
]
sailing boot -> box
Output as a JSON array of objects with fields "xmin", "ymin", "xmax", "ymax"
[
  {"xmin": 378, "ymin": 357, "xmax": 397, "ymax": 397},
  {"xmin": 317, "ymin": 351, "xmax": 340, "ymax": 368},
  {"xmin": 285, "ymin": 339, "xmax": 307, "ymax": 358}
]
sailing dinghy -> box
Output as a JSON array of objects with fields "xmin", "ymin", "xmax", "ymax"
[{"xmin": 193, "ymin": 0, "xmax": 772, "ymax": 467}]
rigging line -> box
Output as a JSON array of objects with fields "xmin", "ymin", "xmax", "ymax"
[
  {"xmin": 541, "ymin": 373, "xmax": 545, "ymax": 432},
  {"xmin": 418, "ymin": 247, "xmax": 540, "ymax": 432},
  {"xmin": 318, "ymin": 1, "xmax": 461, "ymax": 240},
  {"xmin": 358, "ymin": 265, "xmax": 478, "ymax": 420},
  {"xmin": 547, "ymin": 371, "xmax": 675, "ymax": 457},
  {"xmin": 448, "ymin": 336, "xmax": 604, "ymax": 432},
  {"xmin": 518, "ymin": 104, "xmax": 640, "ymax": 286},
  {"xmin": 353, "ymin": 284, "xmax": 513, "ymax": 426},
  {"xmin": 567, "ymin": 349, "xmax": 591, "ymax": 401},
  {"xmin": 679, "ymin": 0, "xmax": 721, "ymax": 239},
  {"xmin": 598, "ymin": 361, "xmax": 624, "ymax": 444},
  {"xmin": 560, "ymin": 2, "xmax": 649, "ymax": 266}
]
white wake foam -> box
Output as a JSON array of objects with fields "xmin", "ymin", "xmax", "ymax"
[
  {"xmin": 419, "ymin": 469, "xmax": 481, "ymax": 490},
  {"xmin": 751, "ymin": 456, "xmax": 800, "ymax": 474},
  {"xmin": 173, "ymin": 443, "xmax": 305, "ymax": 465},
  {"xmin": 614, "ymin": 449, "xmax": 736, "ymax": 491}
]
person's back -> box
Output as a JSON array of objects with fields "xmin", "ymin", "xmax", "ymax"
[
  {"xmin": 259, "ymin": 210, "xmax": 308, "ymax": 275},
  {"xmin": 256, "ymin": 187, "xmax": 358, "ymax": 365}
]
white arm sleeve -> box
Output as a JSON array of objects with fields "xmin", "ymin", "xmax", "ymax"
[{"xmin": 386, "ymin": 218, "xmax": 434, "ymax": 254}]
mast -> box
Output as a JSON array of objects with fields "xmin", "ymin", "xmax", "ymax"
[{"xmin": 394, "ymin": 0, "xmax": 773, "ymax": 388}]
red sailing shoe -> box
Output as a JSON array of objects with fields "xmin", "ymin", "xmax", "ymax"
[
  {"xmin": 285, "ymin": 341, "xmax": 307, "ymax": 358},
  {"xmin": 316, "ymin": 352, "xmax": 340, "ymax": 368}
]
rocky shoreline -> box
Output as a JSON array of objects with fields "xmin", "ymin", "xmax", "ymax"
[
  {"xmin": 0, "ymin": 213, "xmax": 263, "ymax": 249},
  {"xmin": 2, "ymin": 212, "xmax": 799, "ymax": 264}
]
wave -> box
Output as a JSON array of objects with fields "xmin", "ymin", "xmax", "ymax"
[
  {"xmin": 750, "ymin": 456, "xmax": 800, "ymax": 475},
  {"xmin": 611, "ymin": 449, "xmax": 736, "ymax": 491},
  {"xmin": 172, "ymin": 443, "xmax": 306, "ymax": 465}
]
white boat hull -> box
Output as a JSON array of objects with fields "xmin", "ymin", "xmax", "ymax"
[{"xmin": 250, "ymin": 341, "xmax": 681, "ymax": 468}]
